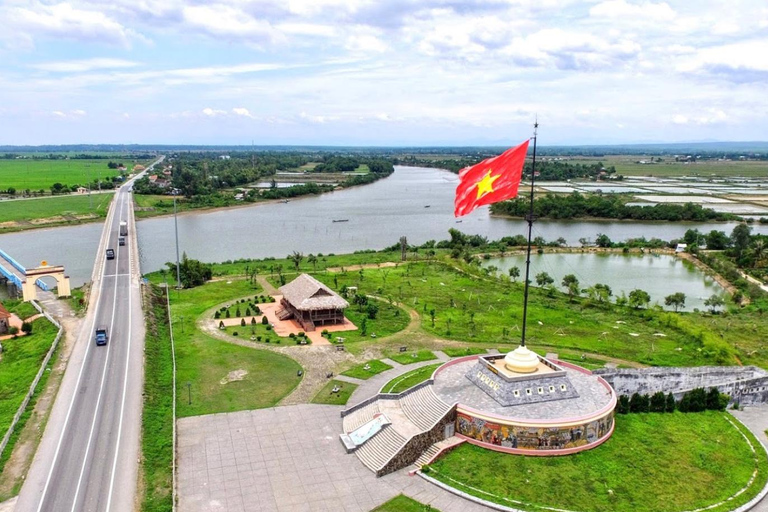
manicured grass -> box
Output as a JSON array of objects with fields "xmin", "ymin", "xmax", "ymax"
[
  {"xmin": 341, "ymin": 360, "xmax": 393, "ymax": 380},
  {"xmin": 167, "ymin": 279, "xmax": 303, "ymax": 418},
  {"xmin": 0, "ymin": 158, "xmax": 120, "ymax": 190},
  {"xmin": 427, "ymin": 412, "xmax": 768, "ymax": 512},
  {"xmin": 381, "ymin": 363, "xmax": 442, "ymax": 394},
  {"xmin": 223, "ymin": 324, "xmax": 309, "ymax": 345},
  {"xmin": 0, "ymin": 319, "xmax": 58, "ymax": 474},
  {"xmin": 1, "ymin": 299, "xmax": 38, "ymax": 319},
  {"xmin": 341, "ymin": 299, "xmax": 409, "ymax": 340},
  {"xmin": 442, "ymin": 347, "xmax": 488, "ymax": 358},
  {"xmin": 311, "ymin": 380, "xmax": 357, "ymax": 405},
  {"xmin": 386, "ymin": 349, "xmax": 437, "ymax": 365},
  {"xmin": 213, "ymin": 294, "xmax": 272, "ymax": 320},
  {"xmin": 0, "ymin": 193, "xmax": 112, "ymax": 230},
  {"xmin": 370, "ymin": 494, "xmax": 440, "ymax": 512},
  {"xmin": 140, "ymin": 286, "xmax": 173, "ymax": 512}
]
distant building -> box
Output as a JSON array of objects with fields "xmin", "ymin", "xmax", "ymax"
[
  {"xmin": 276, "ymin": 274, "xmax": 349, "ymax": 332},
  {"xmin": 148, "ymin": 175, "xmax": 158, "ymax": 183},
  {"xmin": 675, "ymin": 243, "xmax": 688, "ymax": 253},
  {"xmin": 0, "ymin": 303, "xmax": 10, "ymax": 334},
  {"xmin": 133, "ymin": 164, "xmax": 146, "ymax": 172},
  {"xmin": 76, "ymin": 187, "xmax": 88, "ymax": 194},
  {"xmin": 219, "ymin": 155, "xmax": 231, "ymax": 160}
]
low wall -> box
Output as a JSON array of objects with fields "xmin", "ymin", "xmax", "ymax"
[
  {"xmin": 378, "ymin": 409, "xmax": 456, "ymax": 477},
  {"xmin": 595, "ymin": 366, "xmax": 768, "ymax": 406}
]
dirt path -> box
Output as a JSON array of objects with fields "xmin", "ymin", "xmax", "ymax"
[
  {"xmin": 326, "ymin": 261, "xmax": 399, "ymax": 273},
  {"xmin": 255, "ymin": 275, "xmax": 279, "ymax": 295},
  {"xmin": 0, "ymin": 293, "xmax": 83, "ymax": 501}
]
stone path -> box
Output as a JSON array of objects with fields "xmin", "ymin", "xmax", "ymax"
[
  {"xmin": 729, "ymin": 405, "xmax": 768, "ymax": 512},
  {"xmin": 177, "ymin": 404, "xmax": 492, "ymax": 512},
  {"xmin": 347, "ymin": 358, "xmax": 450, "ymax": 406}
]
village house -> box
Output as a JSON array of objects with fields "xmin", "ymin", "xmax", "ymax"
[{"xmin": 276, "ymin": 274, "xmax": 349, "ymax": 332}]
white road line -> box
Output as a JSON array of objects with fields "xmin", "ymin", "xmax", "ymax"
[
  {"xmin": 35, "ymin": 191, "xmax": 118, "ymax": 512},
  {"xmin": 105, "ymin": 196, "xmax": 133, "ymax": 512},
  {"xmin": 69, "ymin": 196, "xmax": 124, "ymax": 512},
  {"xmin": 103, "ymin": 273, "xmax": 131, "ymax": 277}
]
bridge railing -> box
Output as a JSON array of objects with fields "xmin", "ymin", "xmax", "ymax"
[
  {"xmin": 0, "ymin": 261, "xmax": 23, "ymax": 288},
  {"xmin": 0, "ymin": 248, "xmax": 27, "ymax": 274}
]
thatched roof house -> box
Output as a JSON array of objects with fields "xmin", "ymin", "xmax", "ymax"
[
  {"xmin": 277, "ymin": 274, "xmax": 349, "ymax": 331},
  {"xmin": 0, "ymin": 302, "xmax": 10, "ymax": 334}
]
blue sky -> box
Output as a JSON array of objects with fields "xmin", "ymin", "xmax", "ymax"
[{"xmin": 0, "ymin": 0, "xmax": 766, "ymax": 146}]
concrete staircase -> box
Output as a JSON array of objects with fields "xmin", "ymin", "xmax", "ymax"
[
  {"xmin": 399, "ymin": 386, "xmax": 451, "ymax": 431},
  {"xmin": 275, "ymin": 308, "xmax": 292, "ymax": 321},
  {"xmin": 410, "ymin": 436, "xmax": 464, "ymax": 474},
  {"xmin": 342, "ymin": 401, "xmax": 380, "ymax": 433},
  {"xmin": 353, "ymin": 425, "xmax": 408, "ymax": 473}
]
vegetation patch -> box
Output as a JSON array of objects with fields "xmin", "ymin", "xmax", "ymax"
[
  {"xmin": 442, "ymin": 347, "xmax": 488, "ymax": 358},
  {"xmin": 381, "ymin": 363, "xmax": 442, "ymax": 394},
  {"xmin": 0, "ymin": 193, "xmax": 113, "ymax": 232},
  {"xmin": 140, "ymin": 285, "xmax": 173, "ymax": 512},
  {"xmin": 1, "ymin": 299, "xmax": 38, "ymax": 319},
  {"xmin": 311, "ymin": 380, "xmax": 357, "ymax": 405},
  {"xmin": 341, "ymin": 298, "xmax": 409, "ymax": 340},
  {"xmin": 371, "ymin": 494, "xmax": 440, "ymax": 512},
  {"xmin": 385, "ymin": 349, "xmax": 437, "ymax": 365},
  {"xmin": 341, "ymin": 360, "xmax": 393, "ymax": 380},
  {"xmin": 165, "ymin": 279, "xmax": 302, "ymax": 418},
  {"xmin": 427, "ymin": 412, "xmax": 768, "ymax": 512}
]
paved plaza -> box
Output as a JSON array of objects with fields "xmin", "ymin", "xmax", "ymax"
[{"xmin": 178, "ymin": 404, "xmax": 492, "ymax": 512}]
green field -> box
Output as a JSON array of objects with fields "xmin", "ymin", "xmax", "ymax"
[
  {"xmin": 0, "ymin": 193, "xmax": 113, "ymax": 230},
  {"xmin": 311, "ymin": 379, "xmax": 357, "ymax": 405},
  {"xmin": 564, "ymin": 155, "xmax": 768, "ymax": 177},
  {"xmin": 371, "ymin": 494, "xmax": 439, "ymax": 512},
  {"xmin": 169, "ymin": 279, "xmax": 303, "ymax": 418},
  {"xmin": 427, "ymin": 412, "xmax": 768, "ymax": 512},
  {"xmin": 0, "ymin": 159, "xmax": 121, "ymax": 190},
  {"xmin": 381, "ymin": 363, "xmax": 442, "ymax": 393}
]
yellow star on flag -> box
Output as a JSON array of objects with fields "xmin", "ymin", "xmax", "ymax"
[{"xmin": 476, "ymin": 169, "xmax": 500, "ymax": 199}]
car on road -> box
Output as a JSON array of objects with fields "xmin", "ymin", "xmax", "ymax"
[
  {"xmin": 106, "ymin": 248, "xmax": 115, "ymax": 260},
  {"xmin": 119, "ymin": 237, "xmax": 126, "ymax": 246},
  {"xmin": 95, "ymin": 327, "xmax": 108, "ymax": 346}
]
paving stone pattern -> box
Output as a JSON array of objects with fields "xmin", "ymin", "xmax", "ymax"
[{"xmin": 178, "ymin": 404, "xmax": 493, "ymax": 512}]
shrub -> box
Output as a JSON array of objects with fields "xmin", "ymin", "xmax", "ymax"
[
  {"xmin": 235, "ymin": 307, "xmax": 241, "ymax": 317},
  {"xmin": 322, "ymin": 329, "xmax": 329, "ymax": 336},
  {"xmin": 225, "ymin": 310, "xmax": 231, "ymax": 318},
  {"xmin": 214, "ymin": 311, "xmax": 220, "ymax": 319},
  {"xmin": 256, "ymin": 336, "xmax": 262, "ymax": 341},
  {"xmin": 218, "ymin": 321, "xmax": 224, "ymax": 329},
  {"xmin": 261, "ymin": 316, "xmax": 268, "ymax": 325},
  {"xmin": 266, "ymin": 325, "xmax": 272, "ymax": 331},
  {"xmin": 8, "ymin": 326, "xmax": 19, "ymax": 335},
  {"xmin": 666, "ymin": 392, "xmax": 676, "ymax": 412},
  {"xmin": 298, "ymin": 331, "xmax": 305, "ymax": 337},
  {"xmin": 616, "ymin": 395, "xmax": 630, "ymax": 414},
  {"xmin": 251, "ymin": 317, "xmax": 257, "ymax": 324},
  {"xmin": 240, "ymin": 318, "xmax": 246, "ymax": 327},
  {"xmin": 265, "ymin": 338, "xmax": 271, "ymax": 343},
  {"xmin": 289, "ymin": 333, "xmax": 296, "ymax": 338},
  {"xmin": 650, "ymin": 392, "xmax": 666, "ymax": 413},
  {"xmin": 21, "ymin": 322, "xmax": 33, "ymax": 334},
  {"xmin": 245, "ymin": 308, "xmax": 251, "ymax": 316},
  {"xmin": 629, "ymin": 393, "xmax": 650, "ymax": 413},
  {"xmin": 254, "ymin": 306, "xmax": 261, "ymax": 315},
  {"xmin": 232, "ymin": 331, "xmax": 239, "ymax": 336}
]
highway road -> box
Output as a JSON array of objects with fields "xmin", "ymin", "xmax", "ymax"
[{"xmin": 16, "ymin": 158, "xmax": 164, "ymax": 512}]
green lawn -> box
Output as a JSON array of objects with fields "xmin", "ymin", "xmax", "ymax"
[
  {"xmin": 213, "ymin": 294, "xmax": 274, "ymax": 320},
  {"xmin": 386, "ymin": 349, "xmax": 437, "ymax": 365},
  {"xmin": 0, "ymin": 318, "xmax": 58, "ymax": 474},
  {"xmin": 427, "ymin": 412, "xmax": 768, "ymax": 512},
  {"xmin": 381, "ymin": 363, "xmax": 442, "ymax": 394},
  {"xmin": 442, "ymin": 347, "xmax": 488, "ymax": 358},
  {"xmin": 564, "ymin": 156, "xmax": 768, "ymax": 178},
  {"xmin": 0, "ymin": 158, "xmax": 121, "ymax": 190},
  {"xmin": 340, "ymin": 299, "xmax": 409, "ymax": 341},
  {"xmin": 167, "ymin": 279, "xmax": 303, "ymax": 418},
  {"xmin": 311, "ymin": 380, "xmax": 357, "ymax": 405},
  {"xmin": 0, "ymin": 193, "xmax": 113, "ymax": 229},
  {"xmin": 1, "ymin": 299, "xmax": 38, "ymax": 320},
  {"xmin": 341, "ymin": 360, "xmax": 393, "ymax": 380},
  {"xmin": 370, "ymin": 494, "xmax": 439, "ymax": 512},
  {"xmin": 223, "ymin": 324, "xmax": 308, "ymax": 345}
]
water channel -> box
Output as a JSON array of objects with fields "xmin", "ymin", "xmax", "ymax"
[
  {"xmin": 482, "ymin": 253, "xmax": 721, "ymax": 312},
  {"xmin": 1, "ymin": 166, "xmax": 765, "ymax": 287}
]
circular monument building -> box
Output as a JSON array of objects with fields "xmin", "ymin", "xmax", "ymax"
[{"xmin": 433, "ymin": 346, "xmax": 616, "ymax": 454}]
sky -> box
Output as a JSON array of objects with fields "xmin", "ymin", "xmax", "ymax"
[{"xmin": 0, "ymin": 0, "xmax": 766, "ymax": 146}]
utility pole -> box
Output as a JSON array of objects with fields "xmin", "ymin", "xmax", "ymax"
[{"xmin": 173, "ymin": 188, "xmax": 181, "ymax": 290}]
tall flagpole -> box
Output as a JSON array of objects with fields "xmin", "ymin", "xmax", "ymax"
[{"xmin": 519, "ymin": 120, "xmax": 538, "ymax": 347}]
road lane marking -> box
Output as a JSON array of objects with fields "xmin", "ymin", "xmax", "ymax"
[
  {"xmin": 106, "ymin": 199, "xmax": 133, "ymax": 512},
  {"xmin": 69, "ymin": 197, "xmax": 125, "ymax": 512},
  {"xmin": 35, "ymin": 187, "xmax": 120, "ymax": 512},
  {"xmin": 103, "ymin": 273, "xmax": 130, "ymax": 277}
]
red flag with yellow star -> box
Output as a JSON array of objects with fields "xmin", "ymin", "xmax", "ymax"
[{"xmin": 454, "ymin": 140, "xmax": 530, "ymax": 217}]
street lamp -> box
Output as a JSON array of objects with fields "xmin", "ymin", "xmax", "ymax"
[
  {"xmin": 186, "ymin": 382, "xmax": 192, "ymax": 405},
  {"xmin": 172, "ymin": 187, "xmax": 181, "ymax": 290}
]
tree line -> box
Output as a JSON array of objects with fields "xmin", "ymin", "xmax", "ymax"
[{"xmin": 615, "ymin": 387, "xmax": 729, "ymax": 414}]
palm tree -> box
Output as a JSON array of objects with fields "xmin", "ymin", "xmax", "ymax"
[
  {"xmin": 307, "ymin": 254, "xmax": 318, "ymax": 271},
  {"xmin": 289, "ymin": 251, "xmax": 304, "ymax": 271},
  {"xmin": 751, "ymin": 240, "xmax": 766, "ymax": 268}
]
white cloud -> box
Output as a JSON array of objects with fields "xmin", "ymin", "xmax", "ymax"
[
  {"xmin": 51, "ymin": 111, "xmax": 66, "ymax": 118},
  {"xmin": 31, "ymin": 58, "xmax": 139, "ymax": 72},
  {"xmin": 678, "ymin": 40, "xmax": 768, "ymax": 79},
  {"xmin": 232, "ymin": 107, "xmax": 255, "ymax": 118},
  {"xmin": 71, "ymin": 109, "xmax": 86, "ymax": 116},
  {"xmin": 672, "ymin": 110, "xmax": 727, "ymax": 125},
  {"xmin": 202, "ymin": 107, "xmax": 227, "ymax": 117},
  {"xmin": 590, "ymin": 0, "xmax": 676, "ymax": 22},
  {"xmin": 672, "ymin": 114, "xmax": 688, "ymax": 124},
  {"xmin": 276, "ymin": 23, "xmax": 336, "ymax": 37},
  {"xmin": 345, "ymin": 34, "xmax": 387, "ymax": 53},
  {"xmin": 182, "ymin": 5, "xmax": 283, "ymax": 44}
]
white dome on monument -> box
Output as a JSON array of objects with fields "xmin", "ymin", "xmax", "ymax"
[{"xmin": 504, "ymin": 344, "xmax": 539, "ymax": 374}]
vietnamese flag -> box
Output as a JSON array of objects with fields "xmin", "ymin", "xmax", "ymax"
[{"xmin": 454, "ymin": 140, "xmax": 530, "ymax": 217}]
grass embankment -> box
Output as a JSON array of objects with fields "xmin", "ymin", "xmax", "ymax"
[
  {"xmin": 0, "ymin": 158, "xmax": 120, "ymax": 190},
  {"xmin": 442, "ymin": 347, "xmax": 487, "ymax": 357},
  {"xmin": 343, "ymin": 300, "xmax": 410, "ymax": 340},
  {"xmin": 0, "ymin": 319, "xmax": 58, "ymax": 476},
  {"xmin": 140, "ymin": 285, "xmax": 173, "ymax": 512},
  {"xmin": 311, "ymin": 380, "xmax": 357, "ymax": 405},
  {"xmin": 2, "ymin": 299, "xmax": 38, "ymax": 319},
  {"xmin": 427, "ymin": 412, "xmax": 768, "ymax": 512},
  {"xmin": 382, "ymin": 364, "xmax": 442, "ymax": 394},
  {"xmin": 341, "ymin": 360, "xmax": 393, "ymax": 380},
  {"xmin": 169, "ymin": 279, "xmax": 302, "ymax": 418},
  {"xmin": 386, "ymin": 349, "xmax": 437, "ymax": 365},
  {"xmin": 0, "ymin": 193, "xmax": 113, "ymax": 233},
  {"xmin": 371, "ymin": 494, "xmax": 440, "ymax": 512}
]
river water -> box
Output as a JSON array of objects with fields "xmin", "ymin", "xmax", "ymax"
[
  {"xmin": 482, "ymin": 253, "xmax": 721, "ymax": 311},
  {"xmin": 2, "ymin": 166, "xmax": 765, "ymax": 287}
]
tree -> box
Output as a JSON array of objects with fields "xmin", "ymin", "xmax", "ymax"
[
  {"xmin": 508, "ymin": 266, "xmax": 520, "ymax": 282},
  {"xmin": 360, "ymin": 317, "xmax": 368, "ymax": 336},
  {"xmin": 595, "ymin": 233, "xmax": 612, "ymax": 248},
  {"xmin": 705, "ymin": 230, "xmax": 729, "ymax": 250},
  {"xmin": 366, "ymin": 303, "xmax": 379, "ymax": 320},
  {"xmin": 664, "ymin": 292, "xmax": 686, "ymax": 312},
  {"xmin": 628, "ymin": 289, "xmax": 651, "ymax": 309},
  {"xmin": 307, "ymin": 254, "xmax": 318, "ymax": 271},
  {"xmin": 706, "ymin": 387, "xmax": 724, "ymax": 410},
  {"xmin": 166, "ymin": 253, "xmax": 212, "ymax": 288},
  {"xmin": 289, "ymin": 251, "xmax": 304, "ymax": 271},
  {"xmin": 429, "ymin": 308, "xmax": 436, "ymax": 327},
  {"xmin": 683, "ymin": 228, "xmax": 701, "ymax": 246},
  {"xmin": 617, "ymin": 395, "xmax": 630, "ymax": 414},
  {"xmin": 750, "ymin": 239, "xmax": 766, "ymax": 268},
  {"xmin": 21, "ymin": 322, "xmax": 33, "ymax": 334},
  {"xmin": 629, "ymin": 393, "xmax": 650, "ymax": 413},
  {"xmin": 353, "ymin": 294, "xmax": 368, "ymax": 311},
  {"xmin": 535, "ymin": 272, "xmax": 554, "ymax": 287},
  {"xmin": 704, "ymin": 294, "xmax": 725, "ymax": 314},
  {"xmin": 561, "ymin": 274, "xmax": 580, "ymax": 302},
  {"xmin": 665, "ymin": 392, "xmax": 676, "ymax": 412},
  {"xmin": 731, "ymin": 223, "xmax": 752, "ymax": 259},
  {"xmin": 262, "ymin": 316, "xmax": 268, "ymax": 325},
  {"xmin": 50, "ymin": 182, "xmax": 66, "ymax": 195},
  {"xmin": 650, "ymin": 391, "xmax": 666, "ymax": 412}
]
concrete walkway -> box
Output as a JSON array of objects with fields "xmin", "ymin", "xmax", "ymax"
[
  {"xmin": 177, "ymin": 404, "xmax": 492, "ymax": 512},
  {"xmin": 347, "ymin": 358, "xmax": 447, "ymax": 406},
  {"xmin": 729, "ymin": 405, "xmax": 768, "ymax": 512}
]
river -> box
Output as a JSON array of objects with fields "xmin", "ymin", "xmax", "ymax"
[{"xmin": 1, "ymin": 166, "xmax": 766, "ymax": 287}]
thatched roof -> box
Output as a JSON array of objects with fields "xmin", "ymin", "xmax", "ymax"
[
  {"xmin": 0, "ymin": 303, "xmax": 10, "ymax": 319},
  {"xmin": 279, "ymin": 274, "xmax": 349, "ymax": 311}
]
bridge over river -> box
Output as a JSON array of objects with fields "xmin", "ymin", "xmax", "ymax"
[{"xmin": 0, "ymin": 248, "xmax": 71, "ymax": 301}]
